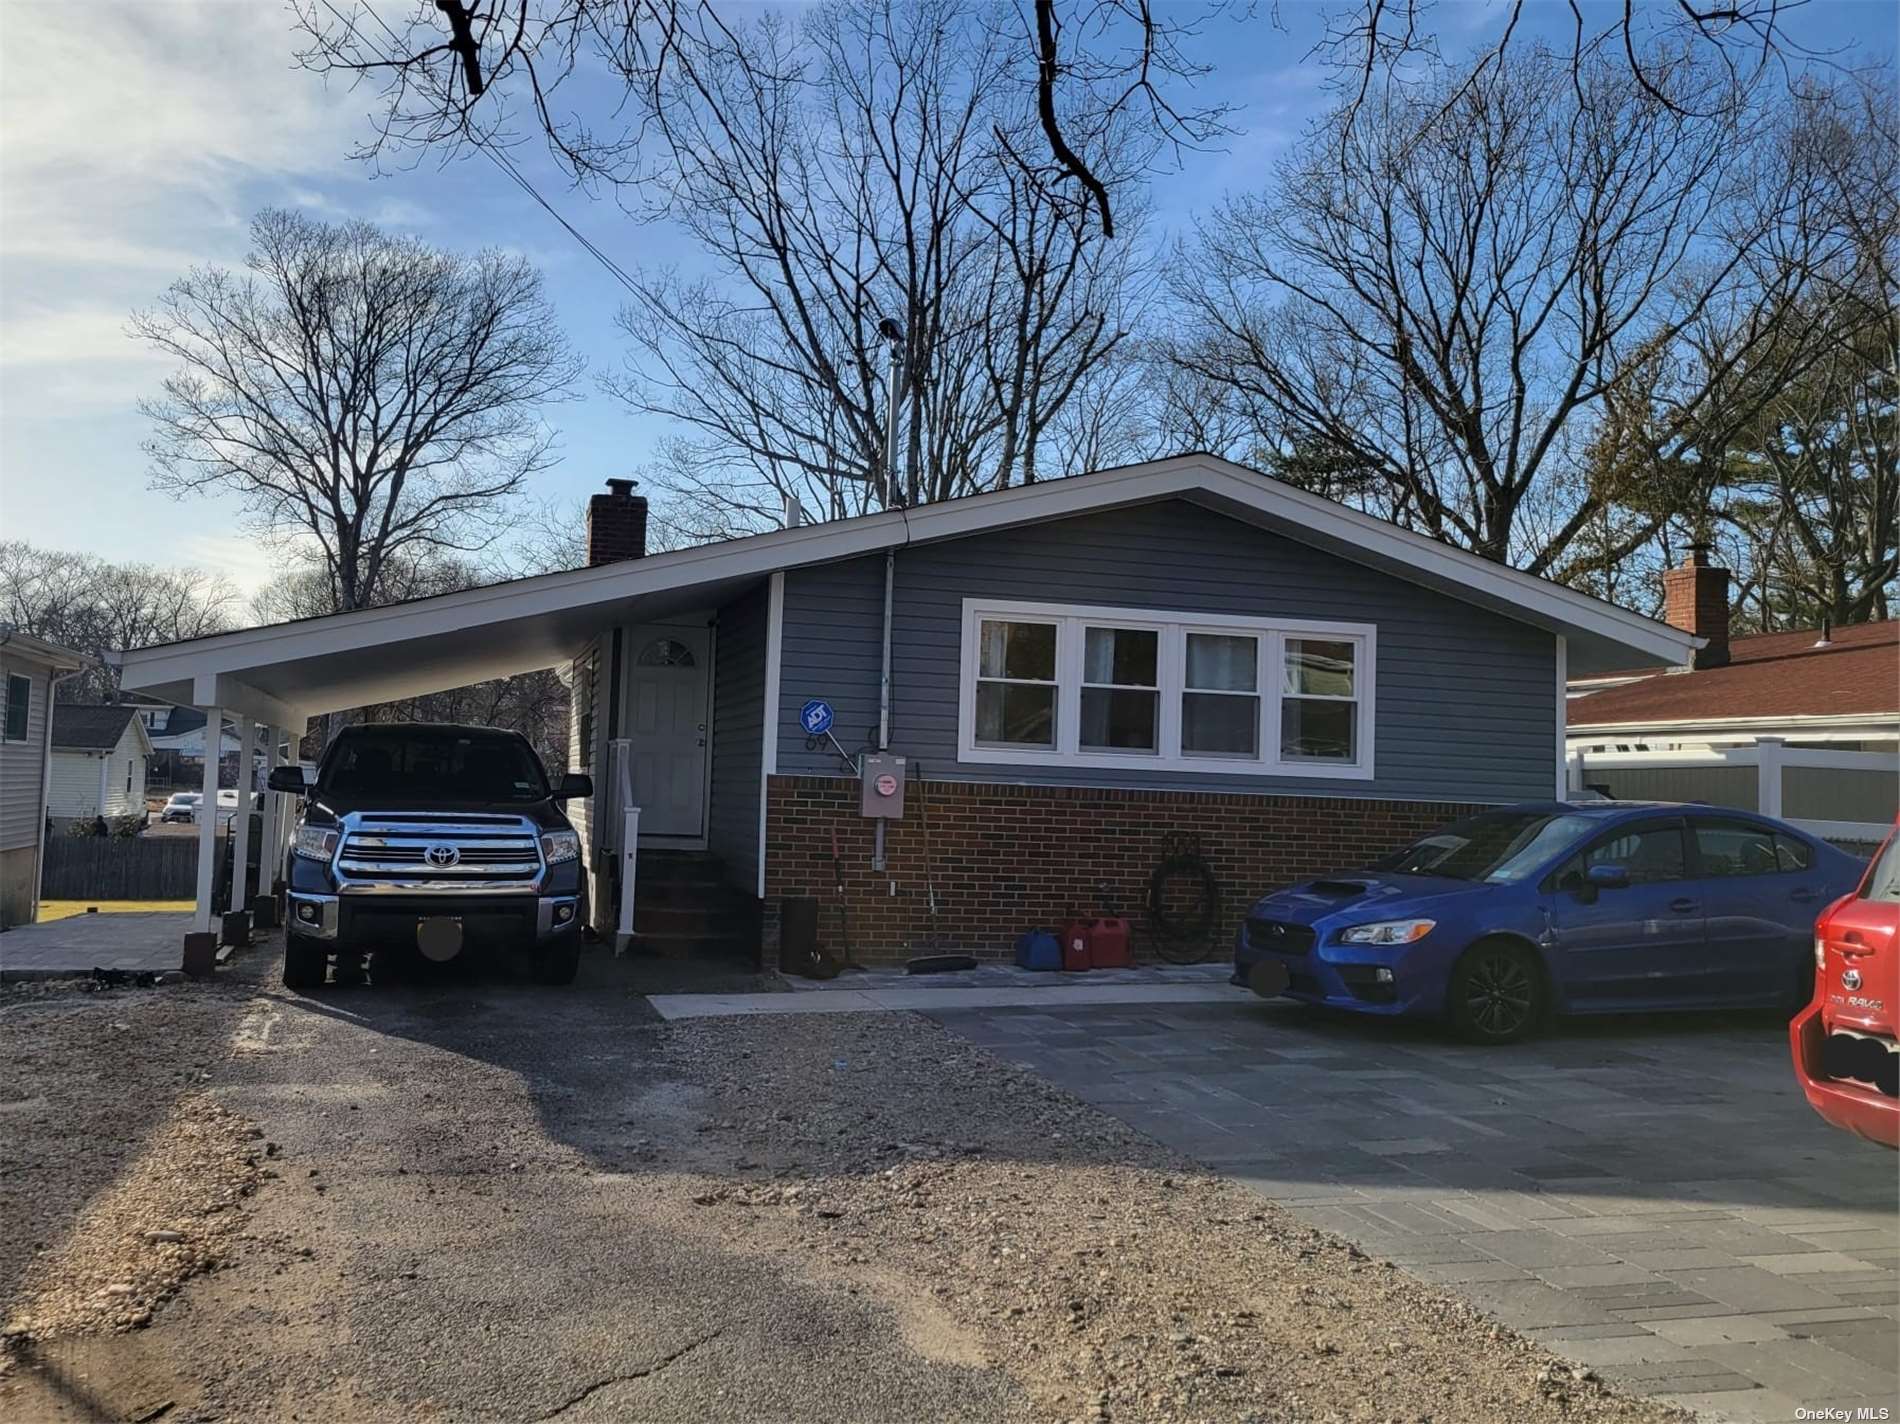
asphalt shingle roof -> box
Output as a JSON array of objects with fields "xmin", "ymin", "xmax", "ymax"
[{"xmin": 51, "ymin": 703, "xmax": 143, "ymax": 751}]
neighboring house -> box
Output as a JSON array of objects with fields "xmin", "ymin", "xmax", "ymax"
[
  {"xmin": 48, "ymin": 704, "xmax": 155, "ymax": 829},
  {"xmin": 0, "ymin": 626, "xmax": 88, "ymax": 927},
  {"xmin": 133, "ymin": 703, "xmax": 242, "ymax": 787},
  {"xmin": 115, "ymin": 455, "xmax": 1697, "ymax": 961},
  {"xmin": 1567, "ymin": 548, "xmax": 1898, "ymax": 845}
]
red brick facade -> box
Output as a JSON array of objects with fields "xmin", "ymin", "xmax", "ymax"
[{"xmin": 761, "ymin": 774, "xmax": 1486, "ymax": 964}]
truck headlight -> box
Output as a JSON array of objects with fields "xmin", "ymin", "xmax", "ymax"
[
  {"xmin": 1338, "ymin": 918, "xmax": 1436, "ymax": 946},
  {"xmin": 292, "ymin": 825, "xmax": 338, "ymax": 861},
  {"xmin": 541, "ymin": 830, "xmax": 581, "ymax": 864}
]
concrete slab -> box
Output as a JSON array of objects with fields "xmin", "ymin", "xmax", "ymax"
[
  {"xmin": 924, "ymin": 996, "xmax": 1900, "ymax": 1421},
  {"xmin": 0, "ymin": 911, "xmax": 193, "ymax": 980},
  {"xmin": 647, "ymin": 980, "xmax": 1245, "ymax": 1019}
]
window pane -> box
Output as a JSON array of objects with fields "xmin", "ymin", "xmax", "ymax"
[
  {"xmin": 1280, "ymin": 697, "xmax": 1356, "ymax": 761},
  {"xmin": 4, "ymin": 677, "xmax": 27, "ymax": 741},
  {"xmin": 978, "ymin": 620, "xmax": 1056, "ymax": 681},
  {"xmin": 1694, "ymin": 819, "xmax": 1783, "ymax": 877},
  {"xmin": 975, "ymin": 681, "xmax": 1055, "ymax": 746},
  {"xmin": 1083, "ymin": 626, "xmax": 1157, "ymax": 686},
  {"xmin": 1774, "ymin": 833, "xmax": 1813, "ymax": 873},
  {"xmin": 1080, "ymin": 687, "xmax": 1158, "ymax": 751},
  {"xmin": 1186, "ymin": 633, "xmax": 1257, "ymax": 692},
  {"xmin": 1583, "ymin": 823, "xmax": 1686, "ymax": 883},
  {"xmin": 1284, "ymin": 639, "xmax": 1355, "ymax": 697},
  {"xmin": 1183, "ymin": 692, "xmax": 1259, "ymax": 756}
]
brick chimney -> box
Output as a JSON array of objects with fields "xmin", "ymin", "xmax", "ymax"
[
  {"xmin": 1661, "ymin": 543, "xmax": 1730, "ymax": 669},
  {"xmin": 586, "ymin": 478, "xmax": 648, "ymax": 567}
]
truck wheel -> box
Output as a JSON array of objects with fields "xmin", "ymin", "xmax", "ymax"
[
  {"xmin": 1448, "ymin": 939, "xmax": 1547, "ymax": 1045},
  {"xmin": 533, "ymin": 937, "xmax": 581, "ymax": 986},
  {"xmin": 283, "ymin": 934, "xmax": 327, "ymax": 990}
]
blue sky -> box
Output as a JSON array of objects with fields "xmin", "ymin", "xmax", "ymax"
[{"xmin": 1, "ymin": 0, "xmax": 1891, "ymax": 595}]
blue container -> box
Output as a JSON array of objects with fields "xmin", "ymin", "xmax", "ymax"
[{"xmin": 1013, "ymin": 929, "xmax": 1062, "ymax": 972}]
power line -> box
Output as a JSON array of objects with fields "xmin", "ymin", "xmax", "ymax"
[{"xmin": 317, "ymin": 0, "xmax": 644, "ymax": 300}]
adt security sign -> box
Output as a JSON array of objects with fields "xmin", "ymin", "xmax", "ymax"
[{"xmin": 800, "ymin": 699, "xmax": 834, "ymax": 737}]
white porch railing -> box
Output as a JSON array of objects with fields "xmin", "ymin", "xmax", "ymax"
[
  {"xmin": 604, "ymin": 738, "xmax": 641, "ymax": 955},
  {"xmin": 1568, "ymin": 738, "xmax": 1897, "ymax": 845}
]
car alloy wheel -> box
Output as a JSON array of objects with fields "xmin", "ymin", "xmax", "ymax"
[{"xmin": 1462, "ymin": 946, "xmax": 1536, "ymax": 1039}]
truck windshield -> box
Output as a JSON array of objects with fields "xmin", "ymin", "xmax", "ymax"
[
  {"xmin": 321, "ymin": 731, "xmax": 549, "ymax": 803},
  {"xmin": 1376, "ymin": 810, "xmax": 1599, "ymax": 883}
]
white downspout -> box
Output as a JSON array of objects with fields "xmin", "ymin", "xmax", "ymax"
[{"xmin": 31, "ymin": 662, "xmax": 85, "ymax": 922}]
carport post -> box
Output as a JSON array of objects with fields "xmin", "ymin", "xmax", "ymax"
[
  {"xmin": 191, "ymin": 708, "xmax": 222, "ymax": 934},
  {"xmin": 258, "ymin": 725, "xmax": 283, "ymax": 911},
  {"xmin": 228, "ymin": 718, "xmax": 255, "ymax": 918}
]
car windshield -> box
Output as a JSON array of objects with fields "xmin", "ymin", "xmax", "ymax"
[
  {"xmin": 320, "ymin": 731, "xmax": 549, "ymax": 803},
  {"xmin": 1376, "ymin": 810, "xmax": 1601, "ymax": 884},
  {"xmin": 1861, "ymin": 833, "xmax": 1900, "ymax": 904}
]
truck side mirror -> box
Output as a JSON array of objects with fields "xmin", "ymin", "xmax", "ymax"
[
  {"xmin": 556, "ymin": 772, "xmax": 593, "ymax": 801},
  {"xmin": 267, "ymin": 766, "xmax": 309, "ymax": 794}
]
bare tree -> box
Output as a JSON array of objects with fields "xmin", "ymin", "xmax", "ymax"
[
  {"xmin": 0, "ymin": 543, "xmax": 237, "ymax": 700},
  {"xmin": 291, "ymin": 0, "xmax": 1231, "ymax": 241},
  {"xmin": 1168, "ymin": 39, "xmax": 1849, "ymax": 571},
  {"xmin": 606, "ymin": 0, "xmax": 1152, "ymax": 530},
  {"xmin": 132, "ymin": 209, "xmax": 580, "ymax": 613}
]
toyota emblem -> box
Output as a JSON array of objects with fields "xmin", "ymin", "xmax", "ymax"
[
  {"xmin": 425, "ymin": 844, "xmax": 461, "ymax": 868},
  {"xmin": 1842, "ymin": 968, "xmax": 1862, "ymax": 991}
]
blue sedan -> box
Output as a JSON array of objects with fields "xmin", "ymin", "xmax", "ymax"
[{"xmin": 1233, "ymin": 802, "xmax": 1867, "ymax": 1043}]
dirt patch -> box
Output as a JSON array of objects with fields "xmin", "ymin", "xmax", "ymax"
[
  {"xmin": 0, "ymin": 975, "xmax": 262, "ymax": 1383},
  {"xmin": 655, "ymin": 1013, "xmax": 1684, "ymax": 1424}
]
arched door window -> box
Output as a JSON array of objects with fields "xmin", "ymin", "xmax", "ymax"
[{"xmin": 636, "ymin": 636, "xmax": 697, "ymax": 668}]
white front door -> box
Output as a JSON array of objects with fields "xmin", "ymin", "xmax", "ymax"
[{"xmin": 622, "ymin": 623, "xmax": 711, "ymax": 844}]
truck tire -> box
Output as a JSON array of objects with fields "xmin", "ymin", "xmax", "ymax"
[
  {"xmin": 533, "ymin": 936, "xmax": 581, "ymax": 986},
  {"xmin": 283, "ymin": 934, "xmax": 327, "ymax": 990}
]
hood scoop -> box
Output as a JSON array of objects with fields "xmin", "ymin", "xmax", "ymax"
[{"xmin": 1308, "ymin": 879, "xmax": 1371, "ymax": 897}]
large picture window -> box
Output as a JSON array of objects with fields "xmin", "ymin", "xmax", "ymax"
[{"xmin": 957, "ymin": 600, "xmax": 1375, "ymax": 778}]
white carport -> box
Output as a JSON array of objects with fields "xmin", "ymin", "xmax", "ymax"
[{"xmin": 112, "ymin": 454, "xmax": 1699, "ymax": 958}]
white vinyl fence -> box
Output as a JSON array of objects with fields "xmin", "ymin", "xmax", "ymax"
[{"xmin": 1569, "ymin": 739, "xmax": 1896, "ymax": 849}]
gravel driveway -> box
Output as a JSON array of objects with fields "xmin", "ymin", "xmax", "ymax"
[{"xmin": 3, "ymin": 940, "xmax": 1687, "ymax": 1423}]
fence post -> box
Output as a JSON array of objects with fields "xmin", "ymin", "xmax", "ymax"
[
  {"xmin": 1757, "ymin": 737, "xmax": 1784, "ymax": 819},
  {"xmin": 1566, "ymin": 748, "xmax": 1587, "ymax": 796}
]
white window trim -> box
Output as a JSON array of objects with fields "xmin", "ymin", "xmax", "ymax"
[{"xmin": 956, "ymin": 598, "xmax": 1377, "ymax": 780}]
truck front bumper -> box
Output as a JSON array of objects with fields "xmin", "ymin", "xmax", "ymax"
[{"xmin": 287, "ymin": 892, "xmax": 580, "ymax": 946}]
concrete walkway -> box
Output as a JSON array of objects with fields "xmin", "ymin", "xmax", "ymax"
[
  {"xmin": 648, "ymin": 978, "xmax": 1240, "ymax": 1019},
  {"xmin": 0, "ymin": 912, "xmax": 192, "ymax": 980},
  {"xmin": 927, "ymin": 996, "xmax": 1900, "ymax": 1424}
]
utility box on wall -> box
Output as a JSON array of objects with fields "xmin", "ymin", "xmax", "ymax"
[{"xmin": 860, "ymin": 754, "xmax": 906, "ymax": 819}]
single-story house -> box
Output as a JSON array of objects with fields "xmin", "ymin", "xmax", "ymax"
[
  {"xmin": 113, "ymin": 454, "xmax": 1697, "ymax": 960},
  {"xmin": 47, "ymin": 704, "xmax": 155, "ymax": 829},
  {"xmin": 1566, "ymin": 548, "xmax": 1897, "ymax": 845},
  {"xmin": 0, "ymin": 626, "xmax": 89, "ymax": 926}
]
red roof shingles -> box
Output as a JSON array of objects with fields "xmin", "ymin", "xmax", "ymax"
[{"xmin": 1570, "ymin": 619, "xmax": 1898, "ymax": 727}]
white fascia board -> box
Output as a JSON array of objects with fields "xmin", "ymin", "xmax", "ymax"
[
  {"xmin": 1568, "ymin": 711, "xmax": 1900, "ymax": 739},
  {"xmin": 116, "ymin": 451, "xmax": 1693, "ymax": 698}
]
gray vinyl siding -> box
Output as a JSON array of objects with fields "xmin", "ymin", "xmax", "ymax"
[
  {"xmin": 707, "ymin": 583, "xmax": 770, "ymax": 891},
  {"xmin": 776, "ymin": 500, "xmax": 1557, "ymax": 803},
  {"xmin": 0, "ymin": 657, "xmax": 49, "ymax": 851}
]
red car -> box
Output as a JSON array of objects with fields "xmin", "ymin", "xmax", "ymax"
[{"xmin": 1791, "ymin": 824, "xmax": 1900, "ymax": 1148}]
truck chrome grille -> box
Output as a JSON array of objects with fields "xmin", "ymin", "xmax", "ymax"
[{"xmin": 333, "ymin": 813, "xmax": 543, "ymax": 891}]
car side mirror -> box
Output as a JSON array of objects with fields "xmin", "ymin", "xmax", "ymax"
[
  {"xmin": 267, "ymin": 766, "xmax": 309, "ymax": 794},
  {"xmin": 556, "ymin": 772, "xmax": 593, "ymax": 801},
  {"xmin": 1586, "ymin": 864, "xmax": 1630, "ymax": 892}
]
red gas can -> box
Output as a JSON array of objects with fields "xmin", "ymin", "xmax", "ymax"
[
  {"xmin": 1085, "ymin": 916, "xmax": 1133, "ymax": 968},
  {"xmin": 1061, "ymin": 920, "xmax": 1093, "ymax": 972}
]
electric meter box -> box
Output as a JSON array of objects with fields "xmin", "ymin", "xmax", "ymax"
[{"xmin": 860, "ymin": 754, "xmax": 907, "ymax": 819}]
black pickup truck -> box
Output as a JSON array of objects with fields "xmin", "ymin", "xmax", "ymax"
[{"xmin": 271, "ymin": 723, "xmax": 592, "ymax": 989}]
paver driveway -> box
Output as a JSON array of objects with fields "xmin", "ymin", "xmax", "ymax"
[{"xmin": 926, "ymin": 996, "xmax": 1900, "ymax": 1423}]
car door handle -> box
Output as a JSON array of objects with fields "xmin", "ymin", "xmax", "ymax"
[
  {"xmin": 1789, "ymin": 887, "xmax": 1818, "ymax": 903},
  {"xmin": 1669, "ymin": 897, "xmax": 1699, "ymax": 914}
]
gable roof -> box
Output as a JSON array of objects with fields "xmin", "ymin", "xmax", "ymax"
[
  {"xmin": 1569, "ymin": 619, "xmax": 1898, "ymax": 731},
  {"xmin": 52, "ymin": 703, "xmax": 153, "ymax": 753},
  {"xmin": 113, "ymin": 454, "xmax": 1697, "ymax": 726}
]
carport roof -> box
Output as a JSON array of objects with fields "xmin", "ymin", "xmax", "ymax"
[{"xmin": 113, "ymin": 454, "xmax": 1698, "ymax": 728}]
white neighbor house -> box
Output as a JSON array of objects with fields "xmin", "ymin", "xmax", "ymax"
[
  {"xmin": 48, "ymin": 705, "xmax": 154, "ymax": 829},
  {"xmin": 0, "ymin": 626, "xmax": 89, "ymax": 927}
]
